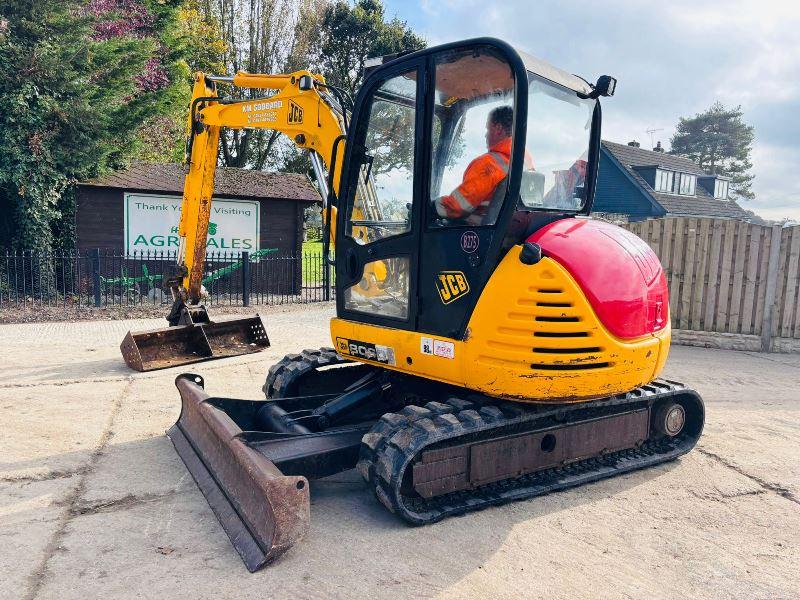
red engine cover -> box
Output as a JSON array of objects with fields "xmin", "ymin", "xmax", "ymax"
[{"xmin": 528, "ymin": 218, "xmax": 668, "ymax": 339}]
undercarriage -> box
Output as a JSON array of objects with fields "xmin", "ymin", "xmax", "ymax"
[{"xmin": 168, "ymin": 348, "xmax": 704, "ymax": 571}]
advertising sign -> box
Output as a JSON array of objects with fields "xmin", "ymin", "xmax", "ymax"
[{"xmin": 124, "ymin": 193, "xmax": 260, "ymax": 256}]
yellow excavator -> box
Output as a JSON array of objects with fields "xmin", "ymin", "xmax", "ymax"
[{"xmin": 144, "ymin": 38, "xmax": 703, "ymax": 571}]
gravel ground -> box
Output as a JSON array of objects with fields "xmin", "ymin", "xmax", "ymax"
[
  {"xmin": 0, "ymin": 301, "xmax": 330, "ymax": 324},
  {"xmin": 1, "ymin": 305, "xmax": 798, "ymax": 600}
]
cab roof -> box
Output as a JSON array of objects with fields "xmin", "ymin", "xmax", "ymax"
[
  {"xmin": 515, "ymin": 47, "xmax": 593, "ymax": 96},
  {"xmin": 366, "ymin": 38, "xmax": 594, "ymax": 98}
]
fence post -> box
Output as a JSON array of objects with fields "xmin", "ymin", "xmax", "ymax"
[
  {"xmin": 323, "ymin": 255, "xmax": 330, "ymax": 302},
  {"xmin": 92, "ymin": 248, "xmax": 102, "ymax": 307},
  {"xmin": 760, "ymin": 225, "xmax": 783, "ymax": 352},
  {"xmin": 241, "ymin": 251, "xmax": 250, "ymax": 307}
]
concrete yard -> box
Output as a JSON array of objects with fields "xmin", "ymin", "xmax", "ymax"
[{"xmin": 1, "ymin": 304, "xmax": 799, "ymax": 599}]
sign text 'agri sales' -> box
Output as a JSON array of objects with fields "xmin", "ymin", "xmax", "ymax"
[{"xmin": 124, "ymin": 193, "xmax": 260, "ymax": 255}]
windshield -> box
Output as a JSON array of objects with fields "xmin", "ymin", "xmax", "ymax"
[{"xmin": 522, "ymin": 73, "xmax": 596, "ymax": 211}]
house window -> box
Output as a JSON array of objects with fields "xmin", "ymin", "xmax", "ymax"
[
  {"xmin": 714, "ymin": 179, "xmax": 729, "ymax": 199},
  {"xmin": 654, "ymin": 169, "xmax": 674, "ymax": 192},
  {"xmin": 678, "ymin": 173, "xmax": 696, "ymax": 195}
]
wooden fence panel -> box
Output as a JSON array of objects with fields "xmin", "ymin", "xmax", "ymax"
[
  {"xmin": 777, "ymin": 227, "xmax": 800, "ymax": 338},
  {"xmin": 669, "ymin": 217, "xmax": 685, "ymax": 323},
  {"xmin": 703, "ymin": 220, "xmax": 723, "ymax": 330},
  {"xmin": 728, "ymin": 220, "xmax": 748, "ymax": 333},
  {"xmin": 715, "ymin": 219, "xmax": 736, "ymax": 332},
  {"xmin": 690, "ymin": 219, "xmax": 710, "ymax": 330},
  {"xmin": 741, "ymin": 224, "xmax": 762, "ymax": 335},
  {"xmin": 623, "ymin": 216, "xmax": 800, "ymax": 346},
  {"xmin": 754, "ymin": 225, "xmax": 774, "ymax": 337},
  {"xmin": 680, "ymin": 218, "xmax": 697, "ymax": 330}
]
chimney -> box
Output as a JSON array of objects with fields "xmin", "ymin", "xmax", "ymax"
[
  {"xmin": 627, "ymin": 140, "xmax": 640, "ymax": 147},
  {"xmin": 653, "ymin": 141, "xmax": 664, "ymax": 153}
]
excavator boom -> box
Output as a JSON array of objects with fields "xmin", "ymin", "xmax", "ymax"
[{"xmin": 121, "ymin": 69, "xmax": 347, "ymax": 371}]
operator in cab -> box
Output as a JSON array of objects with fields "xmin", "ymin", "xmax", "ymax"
[{"xmin": 433, "ymin": 106, "xmax": 533, "ymax": 225}]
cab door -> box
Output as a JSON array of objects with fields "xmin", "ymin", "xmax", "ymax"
[
  {"xmin": 416, "ymin": 44, "xmax": 519, "ymax": 339},
  {"xmin": 336, "ymin": 60, "xmax": 424, "ymax": 330}
]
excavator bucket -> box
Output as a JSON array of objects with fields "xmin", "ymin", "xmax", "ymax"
[
  {"xmin": 168, "ymin": 374, "xmax": 311, "ymax": 570},
  {"xmin": 121, "ymin": 315, "xmax": 269, "ymax": 372}
]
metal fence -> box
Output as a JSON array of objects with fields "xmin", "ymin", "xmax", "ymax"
[{"xmin": 0, "ymin": 249, "xmax": 333, "ymax": 308}]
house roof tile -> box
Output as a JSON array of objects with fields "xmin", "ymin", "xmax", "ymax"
[
  {"xmin": 601, "ymin": 141, "xmax": 758, "ymax": 221},
  {"xmin": 602, "ymin": 140, "xmax": 707, "ymax": 175}
]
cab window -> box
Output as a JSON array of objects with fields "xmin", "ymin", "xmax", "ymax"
[
  {"xmin": 522, "ymin": 73, "xmax": 596, "ymax": 210},
  {"xmin": 428, "ymin": 47, "xmax": 515, "ymax": 227},
  {"xmin": 346, "ymin": 70, "xmax": 417, "ymax": 243}
]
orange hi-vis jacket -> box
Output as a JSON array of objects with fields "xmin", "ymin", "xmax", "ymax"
[{"xmin": 435, "ymin": 137, "xmax": 531, "ymax": 225}]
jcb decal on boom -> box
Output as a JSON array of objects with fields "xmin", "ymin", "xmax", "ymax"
[
  {"xmin": 435, "ymin": 271, "xmax": 470, "ymax": 304},
  {"xmin": 336, "ymin": 337, "xmax": 395, "ymax": 365},
  {"xmin": 288, "ymin": 100, "xmax": 304, "ymax": 124}
]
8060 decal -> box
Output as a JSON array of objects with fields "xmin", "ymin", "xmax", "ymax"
[{"xmin": 336, "ymin": 337, "xmax": 396, "ymax": 365}]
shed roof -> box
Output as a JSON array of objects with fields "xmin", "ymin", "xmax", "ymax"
[{"xmin": 81, "ymin": 163, "xmax": 320, "ymax": 202}]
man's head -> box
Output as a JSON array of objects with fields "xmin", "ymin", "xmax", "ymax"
[{"xmin": 486, "ymin": 105, "xmax": 513, "ymax": 149}]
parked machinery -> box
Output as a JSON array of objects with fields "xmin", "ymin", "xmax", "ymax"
[{"xmin": 163, "ymin": 38, "xmax": 703, "ymax": 570}]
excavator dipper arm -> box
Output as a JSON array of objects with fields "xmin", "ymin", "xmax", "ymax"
[{"xmin": 178, "ymin": 71, "xmax": 347, "ymax": 301}]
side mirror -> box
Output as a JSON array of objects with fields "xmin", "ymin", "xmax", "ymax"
[{"xmin": 593, "ymin": 75, "xmax": 616, "ymax": 98}]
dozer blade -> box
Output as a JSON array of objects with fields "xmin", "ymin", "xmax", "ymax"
[
  {"xmin": 121, "ymin": 315, "xmax": 269, "ymax": 372},
  {"xmin": 168, "ymin": 374, "xmax": 311, "ymax": 571}
]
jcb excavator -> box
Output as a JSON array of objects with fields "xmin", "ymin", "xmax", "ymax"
[{"xmin": 160, "ymin": 38, "xmax": 704, "ymax": 571}]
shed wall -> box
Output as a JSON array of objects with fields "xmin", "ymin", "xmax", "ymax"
[{"xmin": 76, "ymin": 187, "xmax": 308, "ymax": 257}]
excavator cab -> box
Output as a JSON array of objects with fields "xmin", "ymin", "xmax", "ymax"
[
  {"xmin": 334, "ymin": 39, "xmax": 604, "ymax": 340},
  {"xmin": 166, "ymin": 38, "xmax": 702, "ymax": 572}
]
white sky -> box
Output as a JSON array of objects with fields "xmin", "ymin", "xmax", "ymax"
[{"xmin": 382, "ymin": 0, "xmax": 800, "ymax": 220}]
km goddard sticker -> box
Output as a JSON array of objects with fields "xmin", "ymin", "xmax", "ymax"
[{"xmin": 336, "ymin": 337, "xmax": 395, "ymax": 365}]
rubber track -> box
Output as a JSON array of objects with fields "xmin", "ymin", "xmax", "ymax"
[
  {"xmin": 357, "ymin": 380, "xmax": 701, "ymax": 525},
  {"xmin": 262, "ymin": 347, "xmax": 348, "ymax": 399}
]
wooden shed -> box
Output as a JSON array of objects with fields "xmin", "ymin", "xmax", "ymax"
[{"xmin": 76, "ymin": 163, "xmax": 320, "ymax": 255}]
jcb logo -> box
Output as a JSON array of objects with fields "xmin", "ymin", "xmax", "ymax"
[
  {"xmin": 436, "ymin": 271, "xmax": 470, "ymax": 304},
  {"xmin": 336, "ymin": 337, "xmax": 350, "ymax": 354},
  {"xmin": 288, "ymin": 100, "xmax": 304, "ymax": 124}
]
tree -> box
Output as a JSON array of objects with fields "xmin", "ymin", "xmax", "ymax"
[
  {"xmin": 307, "ymin": 0, "xmax": 425, "ymax": 99},
  {"xmin": 194, "ymin": 0, "xmax": 425, "ymax": 171},
  {"xmin": 194, "ymin": 0, "xmax": 313, "ymax": 169},
  {"xmin": 0, "ymin": 1, "xmax": 146, "ymax": 252},
  {"xmin": 276, "ymin": 0, "xmax": 425, "ymax": 175},
  {"xmin": 670, "ymin": 102, "xmax": 755, "ymax": 200},
  {"xmin": 131, "ymin": 0, "xmax": 228, "ymax": 165},
  {"xmin": 0, "ymin": 0, "xmax": 206, "ymax": 253}
]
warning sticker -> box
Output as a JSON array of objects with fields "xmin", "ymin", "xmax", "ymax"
[
  {"xmin": 420, "ymin": 337, "xmax": 433, "ymax": 355},
  {"xmin": 433, "ymin": 340, "xmax": 455, "ymax": 359},
  {"xmin": 420, "ymin": 337, "xmax": 455, "ymax": 359}
]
